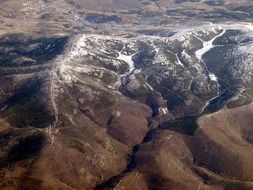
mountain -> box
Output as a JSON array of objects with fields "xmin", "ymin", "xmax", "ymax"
[{"xmin": 1, "ymin": 1, "xmax": 253, "ymax": 190}]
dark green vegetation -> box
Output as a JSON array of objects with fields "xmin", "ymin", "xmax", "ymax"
[
  {"xmin": 6, "ymin": 132, "xmax": 46, "ymax": 163},
  {"xmin": 0, "ymin": 34, "xmax": 68, "ymax": 171},
  {"xmin": 0, "ymin": 34, "xmax": 68, "ymax": 66},
  {"xmin": 0, "ymin": 80, "xmax": 53, "ymax": 128},
  {"xmin": 204, "ymin": 29, "xmax": 253, "ymax": 110},
  {"xmin": 0, "ymin": 34, "xmax": 68, "ymax": 128}
]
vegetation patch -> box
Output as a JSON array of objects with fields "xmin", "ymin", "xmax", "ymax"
[{"xmin": 6, "ymin": 132, "xmax": 46, "ymax": 163}]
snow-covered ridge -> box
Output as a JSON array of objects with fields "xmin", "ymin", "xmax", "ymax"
[
  {"xmin": 56, "ymin": 23, "xmax": 253, "ymax": 86},
  {"xmin": 58, "ymin": 34, "xmax": 138, "ymax": 84},
  {"xmin": 46, "ymin": 22, "xmax": 253, "ymax": 120},
  {"xmin": 65, "ymin": 23, "xmax": 253, "ymax": 61}
]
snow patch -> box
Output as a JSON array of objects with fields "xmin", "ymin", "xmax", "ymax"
[
  {"xmin": 182, "ymin": 50, "xmax": 191, "ymax": 62},
  {"xmin": 159, "ymin": 107, "xmax": 168, "ymax": 115},
  {"xmin": 114, "ymin": 111, "xmax": 121, "ymax": 117},
  {"xmin": 195, "ymin": 29, "xmax": 226, "ymax": 61},
  {"xmin": 176, "ymin": 53, "xmax": 184, "ymax": 67},
  {"xmin": 117, "ymin": 51, "xmax": 135, "ymax": 74},
  {"xmin": 209, "ymin": 73, "xmax": 218, "ymax": 82}
]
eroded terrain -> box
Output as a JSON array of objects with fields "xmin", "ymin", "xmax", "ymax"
[{"xmin": 1, "ymin": 1, "xmax": 253, "ymax": 190}]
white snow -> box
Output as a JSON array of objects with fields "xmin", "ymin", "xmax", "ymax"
[
  {"xmin": 47, "ymin": 56, "xmax": 61, "ymax": 144},
  {"xmin": 209, "ymin": 73, "xmax": 218, "ymax": 82},
  {"xmin": 115, "ymin": 111, "xmax": 121, "ymax": 117},
  {"xmin": 117, "ymin": 51, "xmax": 135, "ymax": 74},
  {"xmin": 134, "ymin": 69, "xmax": 142, "ymax": 74},
  {"xmin": 182, "ymin": 50, "xmax": 191, "ymax": 62},
  {"xmin": 176, "ymin": 53, "xmax": 184, "ymax": 67},
  {"xmin": 195, "ymin": 29, "xmax": 226, "ymax": 61},
  {"xmin": 245, "ymin": 23, "xmax": 253, "ymax": 31},
  {"xmin": 69, "ymin": 35, "xmax": 89, "ymax": 59},
  {"xmin": 145, "ymin": 75, "xmax": 154, "ymax": 91},
  {"xmin": 159, "ymin": 107, "xmax": 168, "ymax": 115},
  {"xmin": 146, "ymin": 82, "xmax": 154, "ymax": 91},
  {"xmin": 201, "ymin": 90, "xmax": 221, "ymax": 113}
]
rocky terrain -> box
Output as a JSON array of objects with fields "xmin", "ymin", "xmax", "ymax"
[{"xmin": 1, "ymin": 0, "xmax": 253, "ymax": 190}]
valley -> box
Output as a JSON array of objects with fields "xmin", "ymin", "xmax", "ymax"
[{"xmin": 1, "ymin": 1, "xmax": 253, "ymax": 190}]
